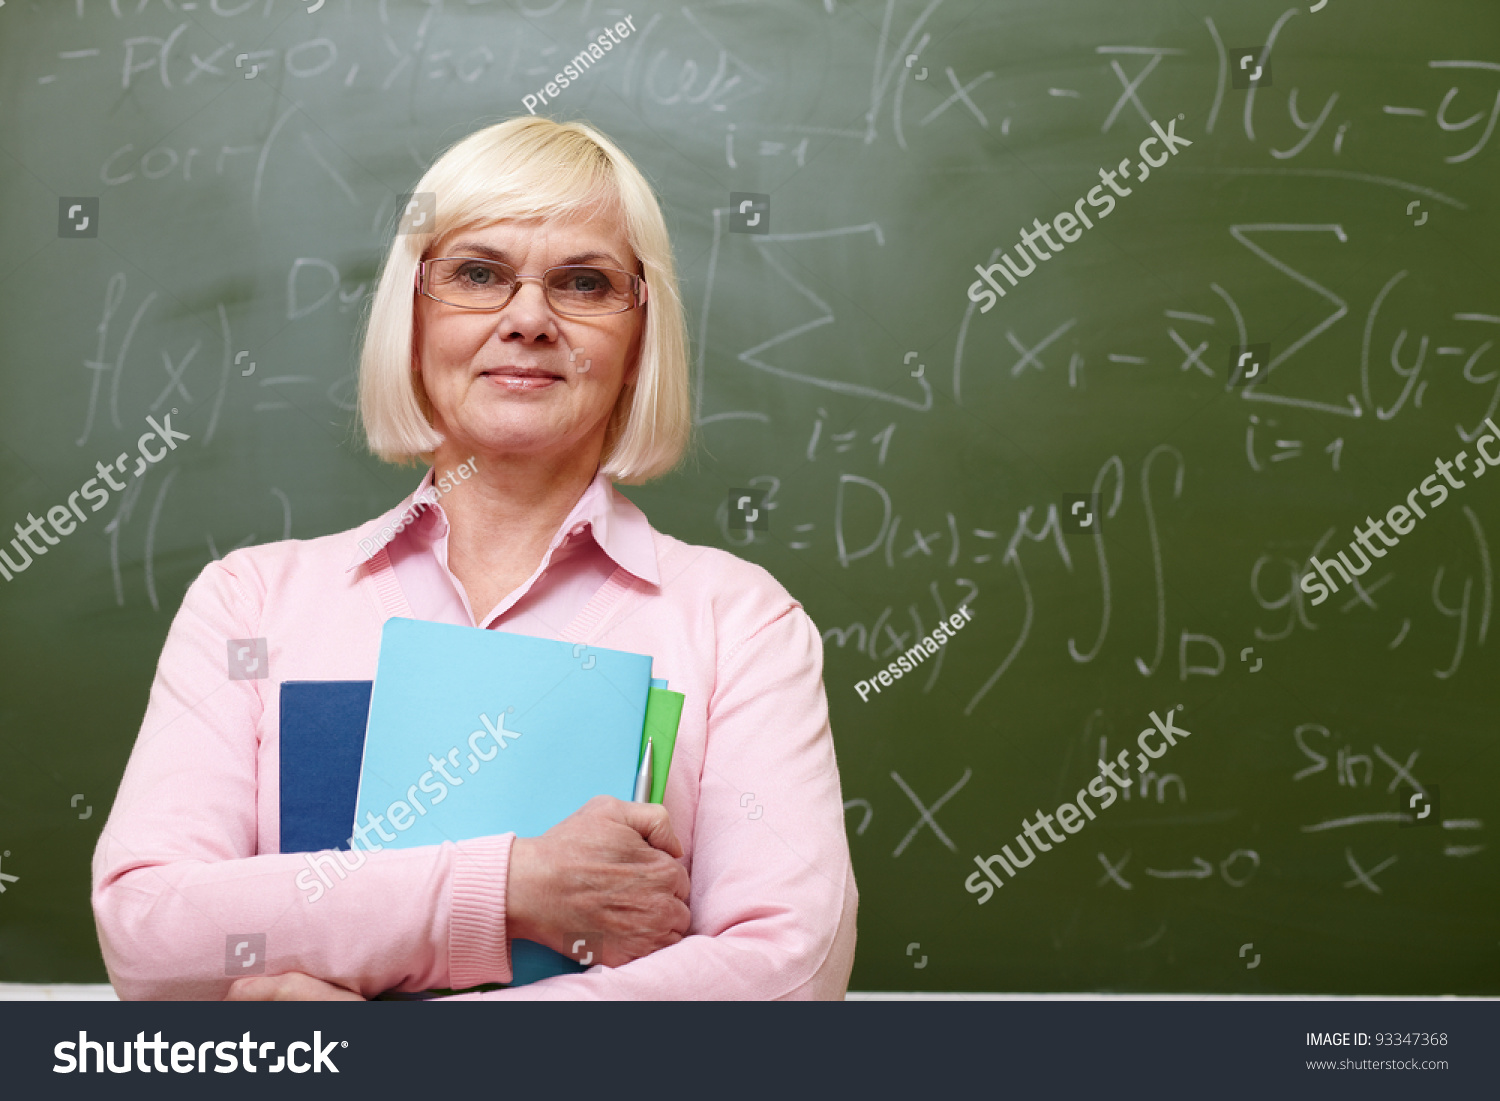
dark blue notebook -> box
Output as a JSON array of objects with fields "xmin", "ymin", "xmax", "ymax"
[
  {"xmin": 279, "ymin": 680, "xmax": 371, "ymax": 853},
  {"xmin": 277, "ymin": 679, "xmax": 583, "ymax": 988}
]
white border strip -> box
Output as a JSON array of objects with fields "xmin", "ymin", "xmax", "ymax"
[
  {"xmin": 2, "ymin": 984, "xmax": 1491, "ymax": 1002},
  {"xmin": 847, "ymin": 992, "xmax": 1494, "ymax": 1001},
  {"xmin": 0, "ymin": 984, "xmax": 118, "ymax": 1001}
]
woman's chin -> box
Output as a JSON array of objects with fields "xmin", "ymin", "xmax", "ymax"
[{"xmin": 453, "ymin": 424, "xmax": 573, "ymax": 458}]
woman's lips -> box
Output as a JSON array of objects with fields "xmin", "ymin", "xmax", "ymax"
[{"xmin": 481, "ymin": 368, "xmax": 561, "ymax": 391}]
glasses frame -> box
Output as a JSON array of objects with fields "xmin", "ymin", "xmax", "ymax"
[{"xmin": 414, "ymin": 256, "xmax": 649, "ymax": 318}]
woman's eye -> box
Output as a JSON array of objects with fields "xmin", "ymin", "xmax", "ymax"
[{"xmin": 459, "ymin": 265, "xmax": 494, "ymax": 284}]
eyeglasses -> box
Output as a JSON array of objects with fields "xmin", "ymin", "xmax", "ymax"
[{"xmin": 415, "ymin": 257, "xmax": 648, "ymax": 317}]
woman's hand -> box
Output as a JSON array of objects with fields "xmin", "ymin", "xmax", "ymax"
[
  {"xmin": 507, "ymin": 795, "xmax": 692, "ymax": 968},
  {"xmin": 226, "ymin": 972, "xmax": 366, "ymax": 1001}
]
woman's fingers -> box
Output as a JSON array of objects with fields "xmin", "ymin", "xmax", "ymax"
[
  {"xmin": 601, "ymin": 796, "xmax": 683, "ymax": 858},
  {"xmin": 226, "ymin": 972, "xmax": 365, "ymax": 1001},
  {"xmin": 510, "ymin": 797, "xmax": 693, "ymax": 963}
]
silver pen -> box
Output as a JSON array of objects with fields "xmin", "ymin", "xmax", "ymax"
[{"xmin": 633, "ymin": 737, "xmax": 654, "ymax": 803}]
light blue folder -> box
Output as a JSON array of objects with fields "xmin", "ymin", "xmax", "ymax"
[{"xmin": 353, "ymin": 617, "xmax": 654, "ymax": 985}]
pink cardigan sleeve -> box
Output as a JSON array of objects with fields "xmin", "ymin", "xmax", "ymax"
[
  {"xmin": 448, "ymin": 604, "xmax": 858, "ymax": 1001},
  {"xmin": 91, "ymin": 558, "xmax": 515, "ymax": 1000}
]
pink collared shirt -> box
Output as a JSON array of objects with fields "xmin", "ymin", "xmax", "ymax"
[{"xmin": 92, "ymin": 468, "xmax": 858, "ymax": 1000}]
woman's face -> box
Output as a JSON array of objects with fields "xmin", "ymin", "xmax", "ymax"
[{"xmin": 413, "ymin": 207, "xmax": 645, "ymax": 468}]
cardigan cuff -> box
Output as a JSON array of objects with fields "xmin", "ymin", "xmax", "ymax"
[{"xmin": 449, "ymin": 833, "xmax": 514, "ymax": 988}]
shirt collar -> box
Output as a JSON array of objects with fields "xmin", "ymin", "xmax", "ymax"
[{"xmin": 347, "ymin": 467, "xmax": 660, "ymax": 586}]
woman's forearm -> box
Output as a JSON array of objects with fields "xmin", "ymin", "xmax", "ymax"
[{"xmin": 91, "ymin": 558, "xmax": 515, "ymax": 998}]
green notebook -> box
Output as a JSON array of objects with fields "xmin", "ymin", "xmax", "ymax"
[{"xmin": 639, "ymin": 687, "xmax": 685, "ymax": 804}]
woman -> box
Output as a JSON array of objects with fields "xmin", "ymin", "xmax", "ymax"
[{"xmin": 91, "ymin": 117, "xmax": 858, "ymax": 1000}]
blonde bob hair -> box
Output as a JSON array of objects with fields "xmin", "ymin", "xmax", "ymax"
[{"xmin": 357, "ymin": 117, "xmax": 690, "ymax": 484}]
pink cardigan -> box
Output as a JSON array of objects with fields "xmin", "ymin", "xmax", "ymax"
[{"xmin": 91, "ymin": 471, "xmax": 858, "ymax": 1000}]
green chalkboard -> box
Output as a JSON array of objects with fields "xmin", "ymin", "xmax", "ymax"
[{"xmin": 1, "ymin": 0, "xmax": 1497, "ymax": 994}]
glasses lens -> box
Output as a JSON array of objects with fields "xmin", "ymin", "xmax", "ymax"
[
  {"xmin": 545, "ymin": 266, "xmax": 634, "ymax": 315},
  {"xmin": 427, "ymin": 258, "xmax": 515, "ymax": 307}
]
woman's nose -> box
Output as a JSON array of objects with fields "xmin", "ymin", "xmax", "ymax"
[{"xmin": 497, "ymin": 281, "xmax": 557, "ymax": 337}]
